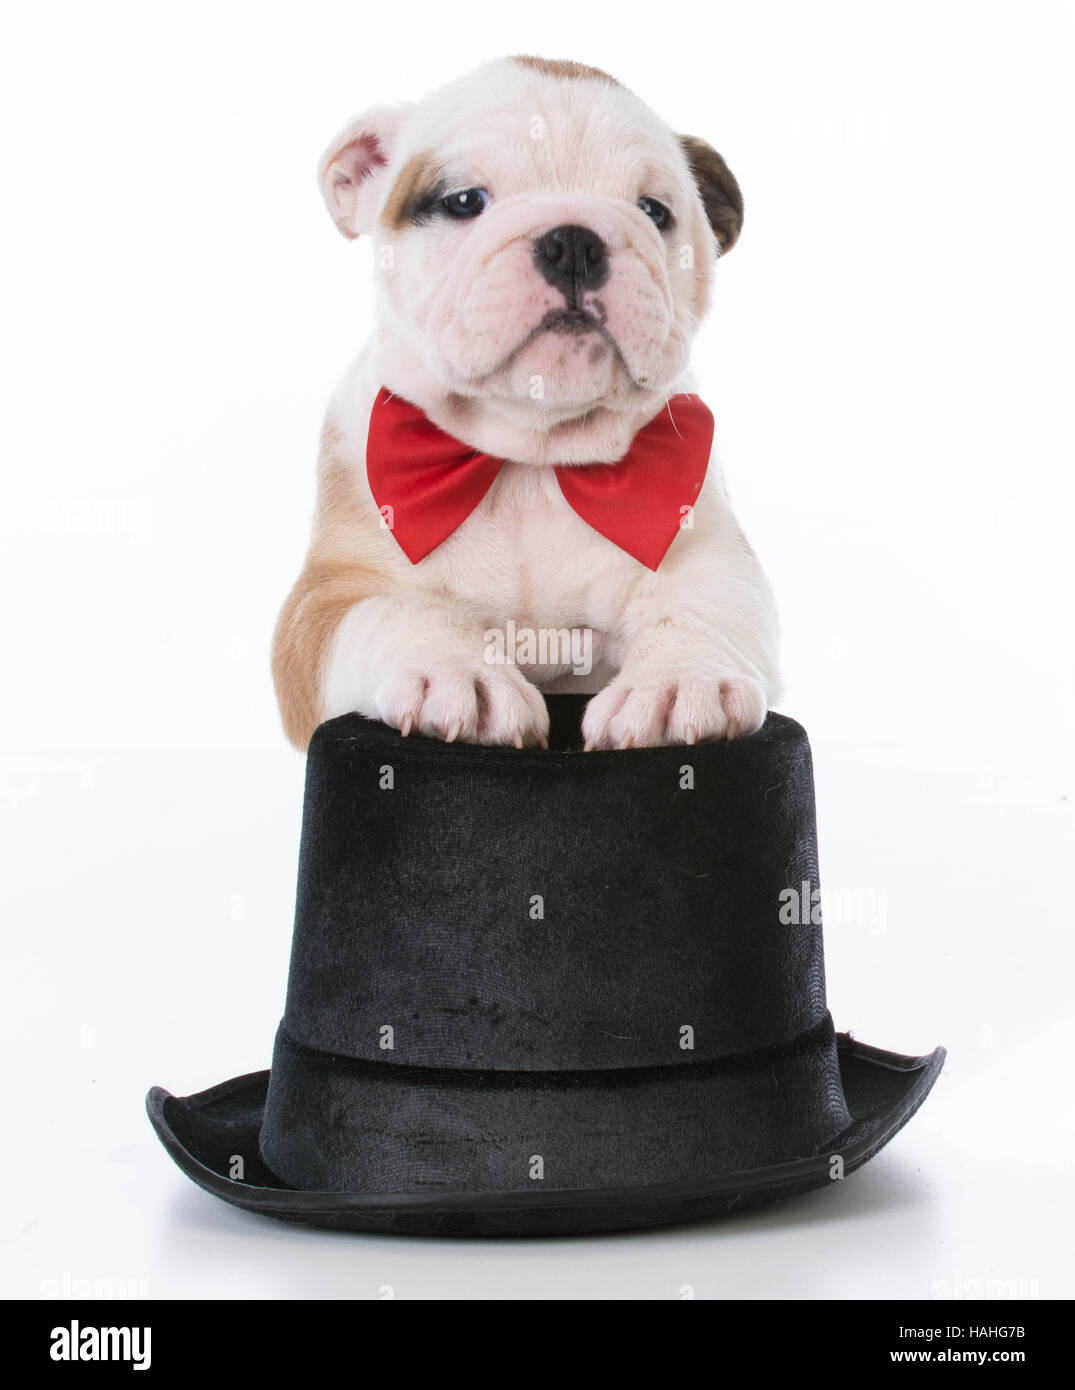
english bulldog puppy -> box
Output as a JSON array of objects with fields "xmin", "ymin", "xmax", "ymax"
[{"xmin": 272, "ymin": 56, "xmax": 780, "ymax": 750}]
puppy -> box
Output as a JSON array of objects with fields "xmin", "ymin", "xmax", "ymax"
[{"xmin": 273, "ymin": 56, "xmax": 779, "ymax": 750}]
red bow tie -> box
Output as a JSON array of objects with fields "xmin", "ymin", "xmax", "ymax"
[{"xmin": 365, "ymin": 388, "xmax": 714, "ymax": 571}]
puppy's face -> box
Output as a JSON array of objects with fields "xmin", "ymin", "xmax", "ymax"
[{"xmin": 321, "ymin": 58, "xmax": 741, "ymax": 426}]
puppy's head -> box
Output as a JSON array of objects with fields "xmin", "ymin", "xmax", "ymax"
[{"xmin": 320, "ymin": 57, "xmax": 741, "ymax": 438}]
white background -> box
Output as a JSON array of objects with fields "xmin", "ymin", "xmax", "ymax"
[{"xmin": 2, "ymin": 0, "xmax": 1072, "ymax": 1299}]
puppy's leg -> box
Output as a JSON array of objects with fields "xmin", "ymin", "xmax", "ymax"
[
  {"xmin": 272, "ymin": 562, "xmax": 380, "ymax": 749},
  {"xmin": 582, "ymin": 537, "xmax": 780, "ymax": 750},
  {"xmin": 275, "ymin": 567, "xmax": 549, "ymax": 749},
  {"xmin": 323, "ymin": 594, "xmax": 549, "ymax": 748}
]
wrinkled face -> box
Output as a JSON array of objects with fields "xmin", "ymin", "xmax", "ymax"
[{"xmin": 322, "ymin": 59, "xmax": 742, "ymax": 423}]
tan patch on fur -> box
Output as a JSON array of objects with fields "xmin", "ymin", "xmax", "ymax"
[
  {"xmin": 379, "ymin": 151, "xmax": 443, "ymax": 231},
  {"xmin": 271, "ymin": 420, "xmax": 395, "ymax": 749},
  {"xmin": 512, "ymin": 56, "xmax": 621, "ymax": 87}
]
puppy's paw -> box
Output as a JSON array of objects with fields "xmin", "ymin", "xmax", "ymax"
[
  {"xmin": 582, "ymin": 671, "xmax": 767, "ymax": 750},
  {"xmin": 374, "ymin": 661, "xmax": 549, "ymax": 748}
]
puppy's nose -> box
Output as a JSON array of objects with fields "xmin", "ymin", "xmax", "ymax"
[{"xmin": 533, "ymin": 224, "xmax": 609, "ymax": 299}]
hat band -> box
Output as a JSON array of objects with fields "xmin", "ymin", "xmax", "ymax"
[{"xmin": 259, "ymin": 1012, "xmax": 851, "ymax": 1194}]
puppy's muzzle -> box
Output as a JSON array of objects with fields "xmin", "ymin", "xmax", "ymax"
[{"xmin": 533, "ymin": 224, "xmax": 610, "ymax": 307}]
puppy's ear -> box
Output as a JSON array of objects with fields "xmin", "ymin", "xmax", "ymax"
[
  {"xmin": 319, "ymin": 105, "xmax": 414, "ymax": 238},
  {"xmin": 679, "ymin": 136, "xmax": 743, "ymax": 254}
]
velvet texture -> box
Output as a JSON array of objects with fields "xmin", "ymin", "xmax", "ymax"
[{"xmin": 258, "ymin": 697, "xmax": 854, "ymax": 1195}]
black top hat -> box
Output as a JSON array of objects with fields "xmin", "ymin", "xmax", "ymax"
[{"xmin": 148, "ymin": 696, "xmax": 943, "ymax": 1237}]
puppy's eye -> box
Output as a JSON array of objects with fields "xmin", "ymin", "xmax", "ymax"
[
  {"xmin": 440, "ymin": 187, "xmax": 489, "ymax": 219},
  {"xmin": 637, "ymin": 196, "xmax": 672, "ymax": 230}
]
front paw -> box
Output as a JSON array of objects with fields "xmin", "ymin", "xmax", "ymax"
[
  {"xmin": 582, "ymin": 671, "xmax": 767, "ymax": 750},
  {"xmin": 374, "ymin": 659, "xmax": 549, "ymax": 748}
]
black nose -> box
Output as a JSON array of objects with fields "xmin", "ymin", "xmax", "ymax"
[{"xmin": 533, "ymin": 224, "xmax": 609, "ymax": 300}]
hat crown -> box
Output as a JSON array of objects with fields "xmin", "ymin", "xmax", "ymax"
[{"xmin": 279, "ymin": 700, "xmax": 827, "ymax": 1072}]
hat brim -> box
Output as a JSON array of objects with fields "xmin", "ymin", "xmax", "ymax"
[{"xmin": 147, "ymin": 1034, "xmax": 944, "ymax": 1237}]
